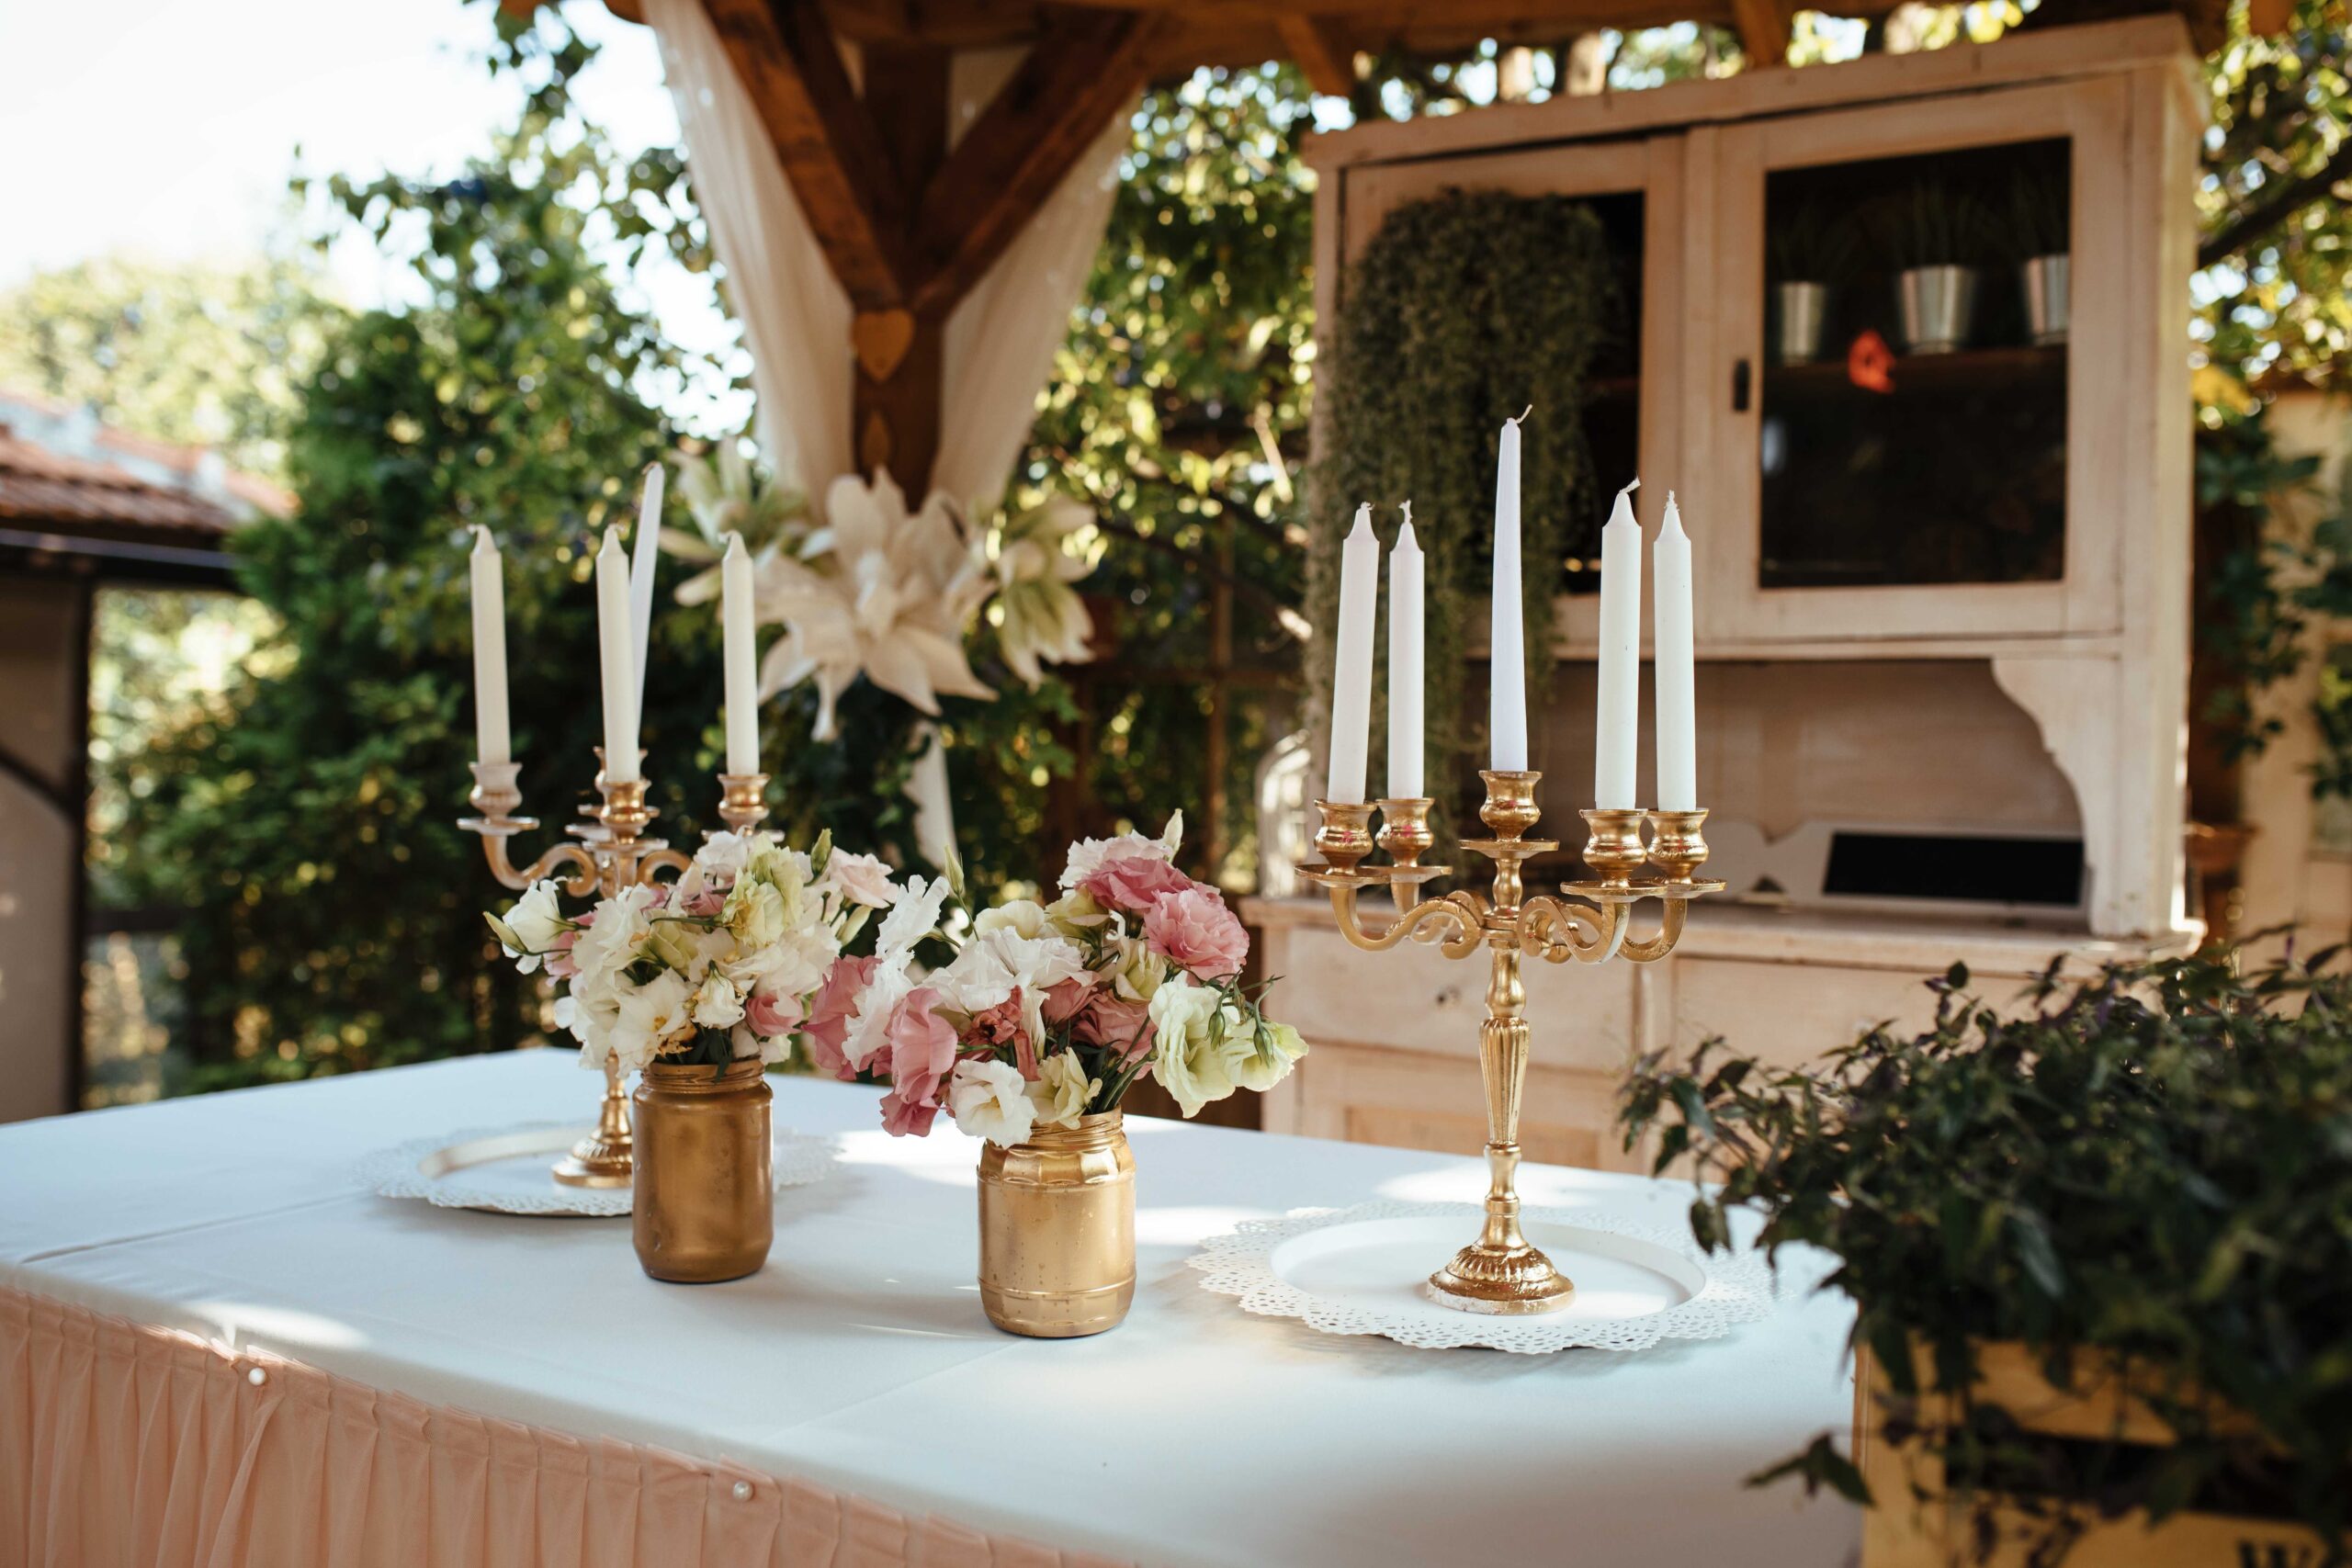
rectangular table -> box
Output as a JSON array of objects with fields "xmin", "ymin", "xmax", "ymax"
[{"xmin": 1, "ymin": 1051, "xmax": 1860, "ymax": 1566}]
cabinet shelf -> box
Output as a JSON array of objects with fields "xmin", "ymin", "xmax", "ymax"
[{"xmin": 1764, "ymin": 343, "xmax": 2066, "ymax": 399}]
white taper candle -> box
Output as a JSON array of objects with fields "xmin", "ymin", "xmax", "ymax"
[
  {"xmin": 1490, "ymin": 413, "xmax": 1528, "ymax": 771},
  {"xmin": 467, "ymin": 526, "xmax": 510, "ymax": 768},
  {"xmin": 628, "ymin": 461, "xmax": 663, "ymax": 715},
  {"xmin": 595, "ymin": 528, "xmax": 640, "ymax": 784},
  {"xmin": 1654, "ymin": 491, "xmax": 1697, "ymax": 812},
  {"xmin": 721, "ymin": 534, "xmax": 759, "ymax": 775},
  {"xmin": 1325, "ymin": 503, "xmax": 1379, "ymax": 804},
  {"xmin": 1595, "ymin": 478, "xmax": 1643, "ymax": 809},
  {"xmin": 1385, "ymin": 506, "xmax": 1424, "ymax": 799}
]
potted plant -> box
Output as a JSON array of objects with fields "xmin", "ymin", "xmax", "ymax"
[
  {"xmin": 1767, "ymin": 197, "xmax": 1860, "ymax": 366},
  {"xmin": 1872, "ymin": 180, "xmax": 1990, "ymax": 354},
  {"xmin": 2004, "ymin": 167, "xmax": 2072, "ymax": 347},
  {"xmin": 1621, "ymin": 952, "xmax": 2352, "ymax": 1563},
  {"xmin": 810, "ymin": 812, "xmax": 1304, "ymax": 1338}
]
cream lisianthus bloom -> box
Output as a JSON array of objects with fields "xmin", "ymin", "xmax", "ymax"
[
  {"xmin": 571, "ymin": 884, "xmax": 656, "ymax": 986},
  {"xmin": 1147, "ymin": 976, "xmax": 1250, "ymax": 1118},
  {"xmin": 1027, "ymin": 1050, "xmax": 1100, "ymax": 1131},
  {"xmin": 1233, "ymin": 1020, "xmax": 1308, "ymax": 1093},
  {"xmin": 723, "ymin": 877, "xmax": 788, "ymax": 951},
  {"xmin": 974, "ymin": 898, "xmax": 1049, "ymax": 941},
  {"xmin": 1058, "ymin": 811, "xmax": 1183, "ymax": 891},
  {"xmin": 488, "ymin": 879, "xmax": 568, "ymax": 972},
  {"xmin": 1107, "ymin": 935, "xmax": 1170, "ymax": 1007},
  {"xmin": 607, "ymin": 969, "xmax": 695, "ymax": 1073},
  {"xmin": 757, "ymin": 472, "xmax": 994, "ymax": 739},
  {"xmin": 989, "ymin": 495, "xmax": 1095, "ymax": 688},
  {"xmin": 1044, "ymin": 887, "xmax": 1107, "ymax": 934},
  {"xmin": 949, "ymin": 1057, "xmax": 1038, "ymax": 1146},
  {"xmin": 690, "ymin": 972, "xmax": 746, "ymax": 1031}
]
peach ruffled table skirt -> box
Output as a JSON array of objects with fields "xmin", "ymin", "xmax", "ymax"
[{"xmin": 0, "ymin": 1053, "xmax": 1860, "ymax": 1568}]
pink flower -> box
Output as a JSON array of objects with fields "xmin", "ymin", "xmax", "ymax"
[
  {"xmin": 682, "ymin": 885, "xmax": 728, "ymax": 918},
  {"xmin": 544, "ymin": 929, "xmax": 581, "ymax": 981},
  {"xmin": 1143, "ymin": 885, "xmax": 1250, "ymax": 980},
  {"xmin": 820, "ymin": 851, "xmax": 897, "ymax": 909},
  {"xmin": 964, "ymin": 995, "xmax": 1037, "ymax": 1080},
  {"xmin": 805, "ymin": 954, "xmax": 880, "ymax": 1081},
  {"xmin": 1041, "ymin": 976, "xmax": 1096, "ymax": 1028},
  {"xmin": 1080, "ymin": 854, "xmax": 1195, "ymax": 914},
  {"xmin": 879, "ymin": 987, "xmax": 955, "ymax": 1137},
  {"xmin": 743, "ymin": 986, "xmax": 802, "ymax": 1039},
  {"xmin": 1073, "ymin": 991, "xmax": 1154, "ymax": 1062}
]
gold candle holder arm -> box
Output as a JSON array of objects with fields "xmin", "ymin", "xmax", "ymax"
[
  {"xmin": 461, "ymin": 761, "xmax": 602, "ymax": 896},
  {"xmin": 1301, "ymin": 798, "xmax": 1482, "ymax": 954}
]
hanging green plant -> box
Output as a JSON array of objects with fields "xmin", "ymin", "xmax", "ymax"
[{"xmin": 1306, "ymin": 187, "xmax": 1620, "ymax": 837}]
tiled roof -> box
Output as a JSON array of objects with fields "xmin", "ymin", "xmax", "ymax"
[{"xmin": 0, "ymin": 430, "xmax": 242, "ymax": 538}]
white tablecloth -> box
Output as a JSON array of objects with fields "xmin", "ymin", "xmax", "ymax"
[{"xmin": 0, "ymin": 1052, "xmax": 1860, "ymax": 1567}]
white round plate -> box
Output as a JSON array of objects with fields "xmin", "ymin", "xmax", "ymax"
[
  {"xmin": 356, "ymin": 1122, "xmax": 838, "ymax": 1217},
  {"xmin": 1188, "ymin": 1200, "xmax": 1778, "ymax": 1354}
]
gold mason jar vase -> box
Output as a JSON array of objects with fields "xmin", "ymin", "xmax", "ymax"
[
  {"xmin": 977, "ymin": 1111, "xmax": 1136, "ymax": 1337},
  {"xmin": 631, "ymin": 1058, "xmax": 772, "ymax": 1284}
]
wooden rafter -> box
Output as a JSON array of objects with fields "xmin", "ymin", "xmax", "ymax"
[
  {"xmin": 1727, "ymin": 0, "xmax": 1799, "ymax": 65},
  {"xmin": 1277, "ymin": 14, "xmax": 1358, "ymax": 96},
  {"xmin": 906, "ymin": 12, "xmax": 1168, "ymax": 314},
  {"xmin": 701, "ymin": 0, "xmax": 909, "ymax": 309}
]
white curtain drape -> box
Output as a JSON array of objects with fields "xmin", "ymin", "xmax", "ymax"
[{"xmin": 644, "ymin": 1, "xmax": 1131, "ymax": 858}]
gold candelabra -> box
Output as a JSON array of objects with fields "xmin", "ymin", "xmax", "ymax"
[
  {"xmin": 1300, "ymin": 771, "xmax": 1721, "ymax": 1314},
  {"xmin": 460, "ymin": 753, "xmax": 771, "ymax": 1187}
]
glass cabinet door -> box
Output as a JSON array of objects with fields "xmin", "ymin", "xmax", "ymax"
[{"xmin": 1698, "ymin": 79, "xmax": 2130, "ymax": 645}]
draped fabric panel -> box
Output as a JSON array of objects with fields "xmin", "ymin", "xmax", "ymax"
[{"xmin": 0, "ymin": 1286, "xmax": 1130, "ymax": 1568}]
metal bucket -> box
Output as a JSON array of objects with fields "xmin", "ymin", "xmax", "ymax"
[
  {"xmin": 2021, "ymin": 253, "xmax": 2069, "ymax": 346},
  {"xmin": 1896, "ymin": 265, "xmax": 1979, "ymax": 355},
  {"xmin": 1774, "ymin": 281, "xmax": 1830, "ymax": 365}
]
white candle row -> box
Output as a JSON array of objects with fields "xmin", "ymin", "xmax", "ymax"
[
  {"xmin": 468, "ymin": 463, "xmax": 763, "ymax": 784},
  {"xmin": 1320, "ymin": 417, "xmax": 1700, "ymax": 811}
]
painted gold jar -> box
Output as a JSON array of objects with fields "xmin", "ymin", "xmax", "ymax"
[
  {"xmin": 631, "ymin": 1059, "xmax": 771, "ymax": 1283},
  {"xmin": 977, "ymin": 1111, "xmax": 1135, "ymax": 1337}
]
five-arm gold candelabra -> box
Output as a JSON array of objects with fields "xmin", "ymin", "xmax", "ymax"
[
  {"xmin": 1300, "ymin": 771, "xmax": 1721, "ymax": 1314},
  {"xmin": 460, "ymin": 754, "xmax": 772, "ymax": 1187}
]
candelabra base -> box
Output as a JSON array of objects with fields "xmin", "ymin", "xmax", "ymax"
[
  {"xmin": 551, "ymin": 1056, "xmax": 635, "ymax": 1190},
  {"xmin": 1424, "ymin": 1241, "xmax": 1577, "ymax": 1315}
]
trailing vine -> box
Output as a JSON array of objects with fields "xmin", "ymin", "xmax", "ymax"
[{"xmin": 1306, "ymin": 189, "xmax": 1620, "ymax": 837}]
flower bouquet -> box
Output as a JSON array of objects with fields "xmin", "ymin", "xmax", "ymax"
[
  {"xmin": 798, "ymin": 811, "xmax": 1302, "ymax": 1337},
  {"xmin": 485, "ymin": 832, "xmax": 907, "ymax": 1282}
]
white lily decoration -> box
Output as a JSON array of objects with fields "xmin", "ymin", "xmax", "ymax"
[
  {"xmin": 756, "ymin": 472, "xmax": 996, "ymax": 739},
  {"xmin": 660, "ymin": 441, "xmax": 809, "ymax": 606},
  {"xmin": 989, "ymin": 495, "xmax": 1095, "ymax": 687}
]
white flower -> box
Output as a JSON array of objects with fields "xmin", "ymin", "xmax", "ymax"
[
  {"xmin": 691, "ymin": 972, "xmax": 746, "ymax": 1030},
  {"xmin": 723, "ymin": 878, "xmax": 787, "ymax": 951},
  {"xmin": 932, "ymin": 928, "xmax": 1087, "ymax": 1048},
  {"xmin": 607, "ymin": 968, "xmax": 695, "ymax": 1074},
  {"xmin": 876, "ymin": 874, "xmax": 950, "ymax": 960},
  {"xmin": 1026, "ymin": 1050, "xmax": 1100, "ymax": 1131},
  {"xmin": 722, "ymin": 922, "xmax": 837, "ymax": 1003},
  {"xmin": 989, "ymin": 496, "xmax": 1095, "ymax": 688},
  {"xmin": 818, "ymin": 850, "xmax": 896, "ymax": 909},
  {"xmin": 696, "ymin": 830, "xmax": 755, "ymax": 885},
  {"xmin": 841, "ymin": 961, "xmax": 912, "ymax": 1074},
  {"xmin": 571, "ymin": 884, "xmax": 656, "ymax": 985},
  {"xmin": 756, "ymin": 473, "xmax": 994, "ymax": 739},
  {"xmin": 492, "ymin": 880, "xmax": 568, "ymax": 972},
  {"xmin": 1044, "ymin": 887, "xmax": 1108, "ymax": 934},
  {"xmin": 949, "ymin": 1058, "xmax": 1038, "ymax": 1146},
  {"xmin": 1233, "ymin": 1020, "xmax": 1307, "ymax": 1093},
  {"xmin": 973, "ymin": 898, "xmax": 1049, "ymax": 941},
  {"xmin": 1057, "ymin": 811, "xmax": 1184, "ymax": 891},
  {"xmin": 1107, "ymin": 935, "xmax": 1170, "ymax": 1006},
  {"xmin": 1148, "ymin": 977, "xmax": 1249, "ymax": 1118}
]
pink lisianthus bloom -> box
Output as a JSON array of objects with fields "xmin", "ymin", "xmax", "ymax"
[
  {"xmin": 1074, "ymin": 992, "xmax": 1155, "ymax": 1063},
  {"xmin": 964, "ymin": 994, "xmax": 1038, "ymax": 1080},
  {"xmin": 544, "ymin": 929, "xmax": 581, "ymax": 981},
  {"xmin": 878, "ymin": 987, "xmax": 955, "ymax": 1136},
  {"xmin": 1080, "ymin": 854, "xmax": 1194, "ymax": 915},
  {"xmin": 805, "ymin": 954, "xmax": 881, "ymax": 1081},
  {"xmin": 743, "ymin": 985, "xmax": 802, "ymax": 1040},
  {"xmin": 1041, "ymin": 976, "xmax": 1096, "ymax": 1028},
  {"xmin": 682, "ymin": 885, "xmax": 728, "ymax": 918},
  {"xmin": 820, "ymin": 851, "xmax": 897, "ymax": 910},
  {"xmin": 1143, "ymin": 885, "xmax": 1250, "ymax": 980}
]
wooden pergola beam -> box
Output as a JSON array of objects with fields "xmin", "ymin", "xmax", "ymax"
[
  {"xmin": 1728, "ymin": 0, "xmax": 1799, "ymax": 65},
  {"xmin": 906, "ymin": 13, "xmax": 1167, "ymax": 315},
  {"xmin": 1277, "ymin": 15, "xmax": 1358, "ymax": 96},
  {"xmin": 701, "ymin": 0, "xmax": 910, "ymax": 309}
]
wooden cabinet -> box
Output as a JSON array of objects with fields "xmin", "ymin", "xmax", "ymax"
[{"xmin": 1278, "ymin": 22, "xmax": 2207, "ymax": 1167}]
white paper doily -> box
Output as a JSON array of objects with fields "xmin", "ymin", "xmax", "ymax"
[
  {"xmin": 356, "ymin": 1122, "xmax": 839, "ymax": 1217},
  {"xmin": 1187, "ymin": 1200, "xmax": 1779, "ymax": 1354}
]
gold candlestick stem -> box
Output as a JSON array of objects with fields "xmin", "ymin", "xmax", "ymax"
[{"xmin": 1298, "ymin": 769, "xmax": 1723, "ymax": 1315}]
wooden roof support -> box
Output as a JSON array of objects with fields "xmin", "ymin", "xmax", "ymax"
[
  {"xmin": 701, "ymin": 0, "xmax": 910, "ymax": 309},
  {"xmin": 906, "ymin": 12, "xmax": 1169, "ymax": 315},
  {"xmin": 1728, "ymin": 0, "xmax": 1799, "ymax": 66},
  {"xmin": 1278, "ymin": 15, "xmax": 1359, "ymax": 96}
]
